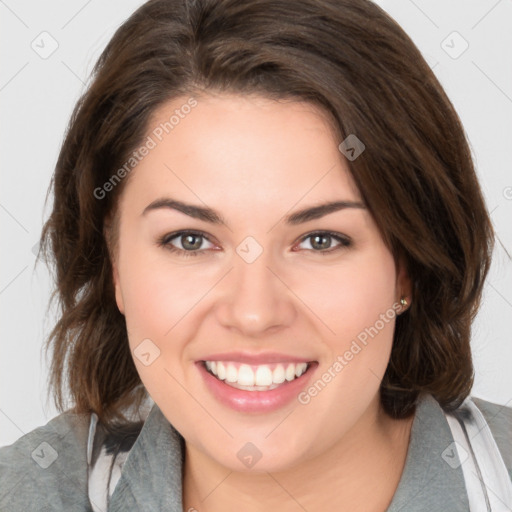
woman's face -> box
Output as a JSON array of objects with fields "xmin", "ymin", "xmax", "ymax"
[{"xmin": 111, "ymin": 93, "xmax": 410, "ymax": 472}]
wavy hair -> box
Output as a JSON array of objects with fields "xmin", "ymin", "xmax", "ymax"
[{"xmin": 39, "ymin": 0, "xmax": 494, "ymax": 429}]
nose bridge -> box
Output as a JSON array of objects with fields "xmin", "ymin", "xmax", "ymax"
[{"xmin": 215, "ymin": 239, "xmax": 295, "ymax": 335}]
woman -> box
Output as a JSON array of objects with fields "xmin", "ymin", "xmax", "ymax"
[{"xmin": 1, "ymin": 0, "xmax": 510, "ymax": 511}]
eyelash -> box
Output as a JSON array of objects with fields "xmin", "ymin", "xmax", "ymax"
[{"xmin": 156, "ymin": 230, "xmax": 352, "ymax": 259}]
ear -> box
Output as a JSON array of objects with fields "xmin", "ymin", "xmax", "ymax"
[
  {"xmin": 396, "ymin": 255, "xmax": 412, "ymax": 312},
  {"xmin": 104, "ymin": 218, "xmax": 125, "ymax": 316},
  {"xmin": 112, "ymin": 259, "xmax": 125, "ymax": 315}
]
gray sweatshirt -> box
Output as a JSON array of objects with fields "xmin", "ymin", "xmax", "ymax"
[{"xmin": 0, "ymin": 393, "xmax": 511, "ymax": 511}]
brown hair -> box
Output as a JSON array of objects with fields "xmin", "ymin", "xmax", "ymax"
[{"xmin": 39, "ymin": 0, "xmax": 494, "ymax": 428}]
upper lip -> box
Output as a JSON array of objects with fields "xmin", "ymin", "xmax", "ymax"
[{"xmin": 198, "ymin": 352, "xmax": 316, "ymax": 365}]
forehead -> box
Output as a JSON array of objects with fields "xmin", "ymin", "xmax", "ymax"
[{"xmin": 120, "ymin": 93, "xmax": 362, "ymax": 217}]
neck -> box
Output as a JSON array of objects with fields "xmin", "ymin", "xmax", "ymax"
[{"xmin": 182, "ymin": 396, "xmax": 415, "ymax": 512}]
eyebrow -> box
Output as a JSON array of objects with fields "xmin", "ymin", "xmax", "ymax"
[{"xmin": 141, "ymin": 197, "xmax": 366, "ymax": 226}]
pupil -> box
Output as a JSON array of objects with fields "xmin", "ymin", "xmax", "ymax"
[
  {"xmin": 183, "ymin": 234, "xmax": 202, "ymax": 250},
  {"xmin": 312, "ymin": 234, "xmax": 330, "ymax": 250},
  {"xmin": 179, "ymin": 234, "xmax": 333, "ymax": 251}
]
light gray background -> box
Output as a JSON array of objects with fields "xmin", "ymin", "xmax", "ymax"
[{"xmin": 1, "ymin": 0, "xmax": 511, "ymax": 447}]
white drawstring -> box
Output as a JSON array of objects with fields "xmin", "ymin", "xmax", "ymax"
[
  {"xmin": 87, "ymin": 390, "xmax": 154, "ymax": 511},
  {"xmin": 445, "ymin": 397, "xmax": 512, "ymax": 512}
]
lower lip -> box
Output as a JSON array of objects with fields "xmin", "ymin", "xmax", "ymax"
[{"xmin": 196, "ymin": 361, "xmax": 318, "ymax": 413}]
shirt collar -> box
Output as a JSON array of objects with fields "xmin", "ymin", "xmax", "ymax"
[
  {"xmin": 108, "ymin": 393, "xmax": 468, "ymax": 511},
  {"xmin": 386, "ymin": 393, "xmax": 469, "ymax": 511},
  {"xmin": 108, "ymin": 404, "xmax": 185, "ymax": 511}
]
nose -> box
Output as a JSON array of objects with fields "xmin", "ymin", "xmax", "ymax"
[{"xmin": 215, "ymin": 248, "xmax": 296, "ymax": 337}]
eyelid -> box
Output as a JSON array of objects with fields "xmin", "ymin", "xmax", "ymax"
[
  {"xmin": 159, "ymin": 230, "xmax": 218, "ymax": 250},
  {"xmin": 158, "ymin": 229, "xmax": 352, "ymax": 257},
  {"xmin": 294, "ymin": 230, "xmax": 352, "ymax": 252}
]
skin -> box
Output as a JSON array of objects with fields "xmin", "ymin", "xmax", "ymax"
[{"xmin": 110, "ymin": 92, "xmax": 414, "ymax": 512}]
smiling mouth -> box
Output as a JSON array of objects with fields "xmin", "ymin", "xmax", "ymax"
[{"xmin": 201, "ymin": 360, "xmax": 316, "ymax": 391}]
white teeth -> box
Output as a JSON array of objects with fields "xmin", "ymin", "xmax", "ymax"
[
  {"xmin": 204, "ymin": 360, "xmax": 310, "ymax": 387},
  {"xmin": 272, "ymin": 364, "xmax": 286, "ymax": 384},
  {"xmin": 225, "ymin": 363, "xmax": 238, "ymax": 383},
  {"xmin": 255, "ymin": 366, "xmax": 273, "ymax": 386},
  {"xmin": 295, "ymin": 363, "xmax": 307, "ymax": 377},
  {"xmin": 238, "ymin": 364, "xmax": 255, "ymax": 386},
  {"xmin": 216, "ymin": 361, "xmax": 226, "ymax": 380},
  {"xmin": 285, "ymin": 363, "xmax": 296, "ymax": 381}
]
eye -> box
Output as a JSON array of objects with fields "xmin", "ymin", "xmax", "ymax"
[
  {"xmin": 157, "ymin": 230, "xmax": 216, "ymax": 258},
  {"xmin": 294, "ymin": 231, "xmax": 352, "ymax": 254},
  {"xmin": 157, "ymin": 229, "xmax": 352, "ymax": 258}
]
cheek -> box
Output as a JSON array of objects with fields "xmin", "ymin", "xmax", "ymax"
[
  {"xmin": 116, "ymin": 237, "xmax": 218, "ymax": 365},
  {"xmin": 115, "ymin": 235, "xmax": 181, "ymax": 344},
  {"xmin": 274, "ymin": 248, "xmax": 399, "ymax": 446},
  {"xmin": 291, "ymin": 246, "xmax": 398, "ymax": 399},
  {"xmin": 117, "ymin": 228, "xmax": 177, "ymax": 316},
  {"xmin": 116, "ymin": 241, "xmax": 194, "ymax": 403},
  {"xmin": 294, "ymin": 246, "xmax": 397, "ymax": 339}
]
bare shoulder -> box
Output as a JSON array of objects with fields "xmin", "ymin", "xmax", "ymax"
[{"xmin": 0, "ymin": 410, "xmax": 93, "ymax": 511}]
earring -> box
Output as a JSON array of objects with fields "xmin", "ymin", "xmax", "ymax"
[{"xmin": 400, "ymin": 297, "xmax": 408, "ymax": 307}]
